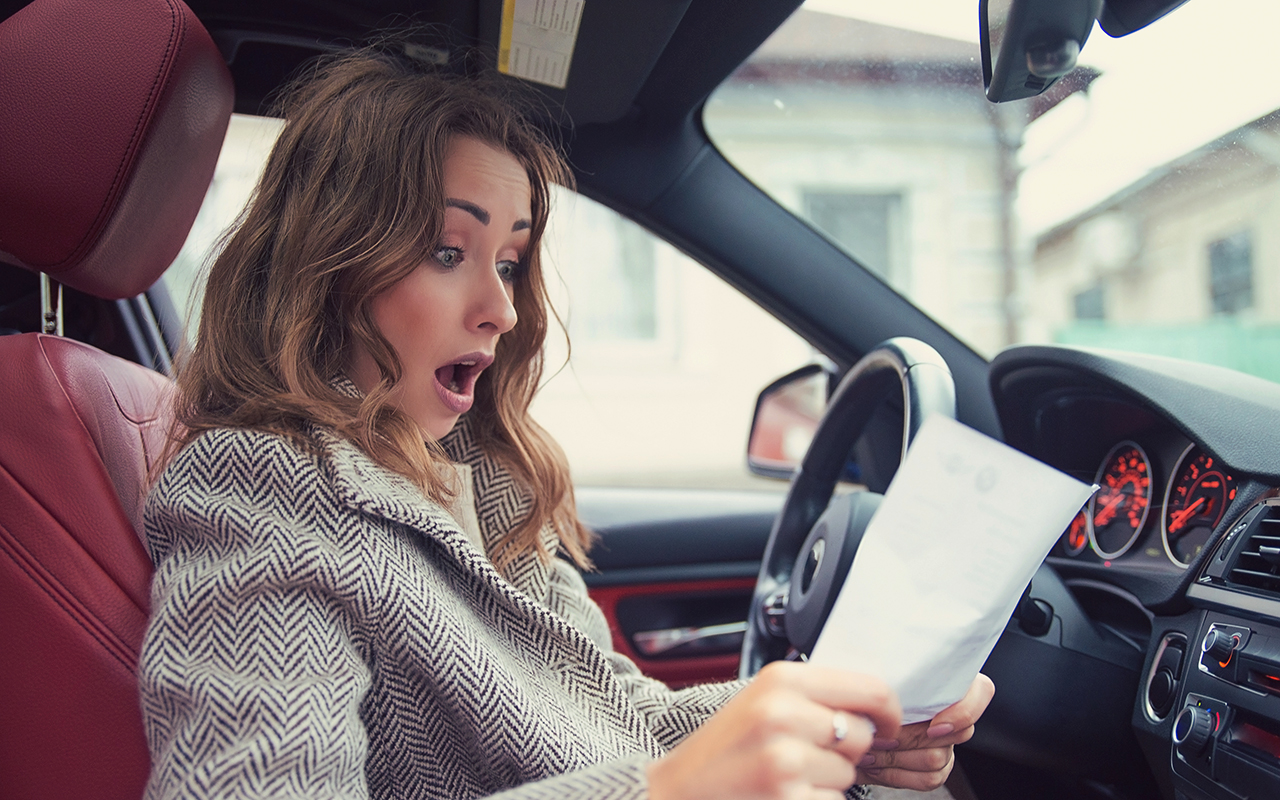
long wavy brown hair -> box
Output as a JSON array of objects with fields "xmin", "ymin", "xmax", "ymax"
[{"xmin": 167, "ymin": 50, "xmax": 592, "ymax": 571}]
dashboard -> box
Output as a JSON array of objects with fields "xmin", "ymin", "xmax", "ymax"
[{"xmin": 989, "ymin": 344, "xmax": 1280, "ymax": 800}]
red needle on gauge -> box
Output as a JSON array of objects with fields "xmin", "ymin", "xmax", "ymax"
[
  {"xmin": 1095, "ymin": 491, "xmax": 1125, "ymax": 526},
  {"xmin": 1169, "ymin": 496, "xmax": 1205, "ymax": 534}
]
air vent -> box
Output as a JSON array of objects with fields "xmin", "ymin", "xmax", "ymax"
[{"xmin": 1226, "ymin": 506, "xmax": 1280, "ymax": 595}]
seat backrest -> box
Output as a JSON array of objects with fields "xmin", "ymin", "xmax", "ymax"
[
  {"xmin": 0, "ymin": 1, "xmax": 232, "ymax": 797},
  {"xmin": 0, "ymin": 334, "xmax": 172, "ymax": 800}
]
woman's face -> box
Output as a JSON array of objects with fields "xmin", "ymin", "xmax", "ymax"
[{"xmin": 348, "ymin": 136, "xmax": 531, "ymax": 440}]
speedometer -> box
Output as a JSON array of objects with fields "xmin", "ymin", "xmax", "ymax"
[
  {"xmin": 1089, "ymin": 441, "xmax": 1153, "ymax": 559},
  {"xmin": 1162, "ymin": 445, "xmax": 1236, "ymax": 568}
]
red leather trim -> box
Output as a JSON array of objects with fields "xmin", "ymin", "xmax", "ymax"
[
  {"xmin": 589, "ymin": 577, "xmax": 755, "ymax": 688},
  {"xmin": 0, "ymin": 336, "xmax": 165, "ymax": 616}
]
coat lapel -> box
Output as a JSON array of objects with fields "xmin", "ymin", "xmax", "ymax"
[
  {"xmin": 318, "ymin": 377, "xmax": 510, "ymax": 582},
  {"xmin": 316, "ymin": 424, "xmax": 559, "ymax": 641},
  {"xmin": 308, "ymin": 409, "xmax": 661, "ymax": 758},
  {"xmin": 440, "ymin": 415, "xmax": 555, "ymax": 603}
]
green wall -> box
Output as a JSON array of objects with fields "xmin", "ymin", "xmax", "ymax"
[{"xmin": 1056, "ymin": 322, "xmax": 1280, "ymax": 384}]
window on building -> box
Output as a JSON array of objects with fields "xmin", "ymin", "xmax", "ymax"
[
  {"xmin": 802, "ymin": 192, "xmax": 902, "ymax": 283},
  {"xmin": 577, "ymin": 215, "xmax": 657, "ymax": 340},
  {"xmin": 1073, "ymin": 283, "xmax": 1105, "ymax": 321},
  {"xmin": 547, "ymin": 194, "xmax": 660, "ymax": 343},
  {"xmin": 1209, "ymin": 231, "xmax": 1253, "ymax": 316}
]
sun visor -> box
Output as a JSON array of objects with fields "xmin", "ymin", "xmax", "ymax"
[{"xmin": 483, "ymin": 0, "xmax": 691, "ymax": 125}]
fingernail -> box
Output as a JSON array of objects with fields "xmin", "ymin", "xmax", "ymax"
[
  {"xmin": 926, "ymin": 722, "xmax": 954, "ymax": 738},
  {"xmin": 859, "ymin": 754, "xmax": 875, "ymax": 766},
  {"xmin": 871, "ymin": 737, "xmax": 899, "ymax": 750}
]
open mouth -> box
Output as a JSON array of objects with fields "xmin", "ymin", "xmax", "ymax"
[
  {"xmin": 435, "ymin": 360, "xmax": 482, "ymax": 394},
  {"xmin": 432, "ymin": 353, "xmax": 494, "ymax": 414}
]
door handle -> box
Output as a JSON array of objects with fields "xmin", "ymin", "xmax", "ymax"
[{"xmin": 632, "ymin": 621, "xmax": 747, "ymax": 657}]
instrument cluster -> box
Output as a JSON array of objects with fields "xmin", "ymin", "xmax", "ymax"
[{"xmin": 1055, "ymin": 436, "xmax": 1238, "ymax": 568}]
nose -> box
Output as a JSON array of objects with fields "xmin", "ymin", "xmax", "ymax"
[{"xmin": 470, "ymin": 262, "xmax": 518, "ymax": 335}]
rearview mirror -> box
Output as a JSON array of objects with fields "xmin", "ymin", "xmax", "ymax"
[
  {"xmin": 1098, "ymin": 0, "xmax": 1192, "ymax": 38},
  {"xmin": 980, "ymin": 0, "xmax": 1102, "ymax": 102}
]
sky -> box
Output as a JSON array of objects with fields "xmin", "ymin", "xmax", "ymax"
[{"xmin": 804, "ymin": 0, "xmax": 1280, "ymax": 234}]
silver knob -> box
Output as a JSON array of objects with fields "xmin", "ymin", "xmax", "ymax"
[
  {"xmin": 1172, "ymin": 705, "xmax": 1215, "ymax": 755},
  {"xmin": 1202, "ymin": 629, "xmax": 1239, "ymax": 664}
]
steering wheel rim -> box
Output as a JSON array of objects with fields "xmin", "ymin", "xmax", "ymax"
[{"xmin": 740, "ymin": 337, "xmax": 956, "ymax": 678}]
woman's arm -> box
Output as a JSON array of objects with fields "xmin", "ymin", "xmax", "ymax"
[
  {"xmin": 141, "ymin": 567, "xmax": 372, "ymax": 798},
  {"xmin": 143, "ymin": 527, "xmax": 676, "ymax": 800}
]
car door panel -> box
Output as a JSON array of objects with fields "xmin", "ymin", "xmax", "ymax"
[{"xmin": 577, "ymin": 487, "xmax": 783, "ymax": 686}]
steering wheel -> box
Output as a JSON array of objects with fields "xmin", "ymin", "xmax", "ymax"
[{"xmin": 740, "ymin": 337, "xmax": 956, "ymax": 678}]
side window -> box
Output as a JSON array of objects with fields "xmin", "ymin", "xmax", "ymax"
[
  {"xmin": 537, "ymin": 189, "xmax": 815, "ymax": 489},
  {"xmin": 165, "ymin": 117, "xmax": 815, "ymax": 490},
  {"xmin": 165, "ymin": 115, "xmax": 284, "ymax": 329}
]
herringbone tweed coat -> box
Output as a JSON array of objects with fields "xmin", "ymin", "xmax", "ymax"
[{"xmin": 138, "ymin": 416, "xmax": 743, "ymax": 800}]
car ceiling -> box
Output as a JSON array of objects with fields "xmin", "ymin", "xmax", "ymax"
[
  {"xmin": 1, "ymin": 0, "xmax": 1002, "ymax": 438},
  {"xmin": 151, "ymin": 0, "xmax": 791, "ymax": 126}
]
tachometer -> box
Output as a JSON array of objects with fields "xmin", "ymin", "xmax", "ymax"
[
  {"xmin": 1162, "ymin": 445, "xmax": 1236, "ymax": 568},
  {"xmin": 1089, "ymin": 441, "xmax": 1153, "ymax": 559}
]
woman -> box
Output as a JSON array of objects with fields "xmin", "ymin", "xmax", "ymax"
[{"xmin": 139, "ymin": 49, "xmax": 992, "ymax": 800}]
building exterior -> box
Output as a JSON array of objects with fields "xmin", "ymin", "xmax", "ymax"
[
  {"xmin": 535, "ymin": 10, "xmax": 1065, "ymax": 486},
  {"xmin": 705, "ymin": 10, "xmax": 1087, "ymax": 357},
  {"xmin": 1030, "ymin": 109, "xmax": 1280, "ymax": 382}
]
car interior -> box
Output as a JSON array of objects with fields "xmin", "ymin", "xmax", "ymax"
[{"xmin": 5, "ymin": 1, "xmax": 1280, "ymax": 800}]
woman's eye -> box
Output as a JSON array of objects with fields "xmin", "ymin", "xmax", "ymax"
[
  {"xmin": 433, "ymin": 246, "xmax": 463, "ymax": 268},
  {"xmin": 497, "ymin": 260, "xmax": 521, "ymax": 282}
]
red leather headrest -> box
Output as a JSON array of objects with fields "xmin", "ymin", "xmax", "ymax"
[{"xmin": 0, "ymin": 0, "xmax": 233, "ymax": 300}]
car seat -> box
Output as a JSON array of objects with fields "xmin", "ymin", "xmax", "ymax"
[{"xmin": 0, "ymin": 0, "xmax": 232, "ymax": 797}]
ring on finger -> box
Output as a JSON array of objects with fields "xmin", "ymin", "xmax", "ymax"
[{"xmin": 831, "ymin": 711, "xmax": 852, "ymax": 746}]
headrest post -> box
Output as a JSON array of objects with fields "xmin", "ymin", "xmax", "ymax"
[{"xmin": 40, "ymin": 274, "xmax": 64, "ymax": 336}]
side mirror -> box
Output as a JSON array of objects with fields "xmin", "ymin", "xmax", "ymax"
[
  {"xmin": 746, "ymin": 365, "xmax": 828, "ymax": 480},
  {"xmin": 980, "ymin": 0, "xmax": 1103, "ymax": 102}
]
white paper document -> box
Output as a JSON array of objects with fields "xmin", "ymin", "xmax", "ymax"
[{"xmin": 808, "ymin": 415, "xmax": 1093, "ymax": 724}]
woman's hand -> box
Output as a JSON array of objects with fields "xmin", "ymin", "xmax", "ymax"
[
  {"xmin": 647, "ymin": 661, "xmax": 901, "ymax": 800},
  {"xmin": 856, "ymin": 673, "xmax": 996, "ymax": 792}
]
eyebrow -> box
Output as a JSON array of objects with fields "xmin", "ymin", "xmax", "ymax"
[{"xmin": 446, "ymin": 198, "xmax": 531, "ymax": 233}]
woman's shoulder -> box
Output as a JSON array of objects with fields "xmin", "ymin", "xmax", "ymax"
[
  {"xmin": 149, "ymin": 427, "xmax": 333, "ymax": 521},
  {"xmin": 161, "ymin": 426, "xmax": 321, "ymax": 483},
  {"xmin": 145, "ymin": 427, "xmax": 340, "ymax": 561}
]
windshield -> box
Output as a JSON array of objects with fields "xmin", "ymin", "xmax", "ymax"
[{"xmin": 705, "ymin": 0, "xmax": 1280, "ymax": 383}]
